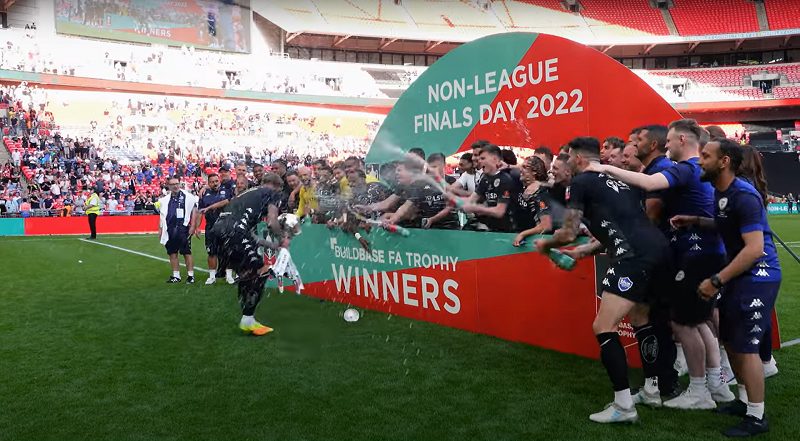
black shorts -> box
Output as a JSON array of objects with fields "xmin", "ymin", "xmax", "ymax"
[
  {"xmin": 213, "ymin": 230, "xmax": 263, "ymax": 275},
  {"xmin": 669, "ymin": 253, "xmax": 725, "ymax": 325},
  {"xmin": 165, "ymin": 230, "xmax": 191, "ymax": 255},
  {"xmin": 600, "ymin": 254, "xmax": 671, "ymax": 304},
  {"xmin": 205, "ymin": 228, "xmax": 217, "ymax": 255},
  {"xmin": 719, "ymin": 278, "xmax": 780, "ymax": 354}
]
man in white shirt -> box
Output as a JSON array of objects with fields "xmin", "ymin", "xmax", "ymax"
[{"xmin": 449, "ymin": 152, "xmax": 482, "ymax": 196}]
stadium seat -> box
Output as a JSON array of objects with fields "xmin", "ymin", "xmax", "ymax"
[
  {"xmin": 764, "ymin": 0, "xmax": 800, "ymax": 30},
  {"xmin": 669, "ymin": 0, "xmax": 759, "ymax": 36},
  {"xmin": 580, "ymin": 0, "xmax": 670, "ymax": 35}
]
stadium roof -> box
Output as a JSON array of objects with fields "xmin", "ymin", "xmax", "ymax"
[{"xmin": 255, "ymin": 0, "xmax": 800, "ymax": 47}]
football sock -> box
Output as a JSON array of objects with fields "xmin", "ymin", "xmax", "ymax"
[{"xmin": 597, "ymin": 332, "xmax": 629, "ymax": 392}]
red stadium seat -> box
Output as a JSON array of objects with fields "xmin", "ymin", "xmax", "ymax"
[
  {"xmin": 669, "ymin": 0, "xmax": 759, "ymax": 35},
  {"xmin": 764, "ymin": 0, "xmax": 800, "ymax": 30},
  {"xmin": 580, "ymin": 0, "xmax": 670, "ymax": 35}
]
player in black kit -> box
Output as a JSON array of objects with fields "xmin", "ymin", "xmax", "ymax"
[
  {"xmin": 211, "ymin": 182, "xmax": 285, "ymax": 336},
  {"xmin": 536, "ymin": 137, "xmax": 672, "ymax": 424}
]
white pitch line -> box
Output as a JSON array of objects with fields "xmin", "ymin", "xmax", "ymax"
[
  {"xmin": 79, "ymin": 239, "xmax": 210, "ymax": 273},
  {"xmin": 781, "ymin": 338, "xmax": 800, "ymax": 348}
]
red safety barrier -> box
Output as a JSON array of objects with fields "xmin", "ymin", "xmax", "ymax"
[{"xmin": 24, "ymin": 215, "xmax": 160, "ymax": 235}]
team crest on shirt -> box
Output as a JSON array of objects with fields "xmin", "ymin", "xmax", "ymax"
[
  {"xmin": 618, "ymin": 277, "xmax": 633, "ymax": 292},
  {"xmin": 675, "ymin": 270, "xmax": 685, "ymax": 281},
  {"xmin": 718, "ymin": 197, "xmax": 728, "ymax": 210},
  {"xmin": 493, "ymin": 178, "xmax": 500, "ymax": 187}
]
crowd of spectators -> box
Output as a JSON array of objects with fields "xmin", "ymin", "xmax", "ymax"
[
  {"xmin": 0, "ymin": 80, "xmax": 380, "ymax": 217},
  {"xmin": 0, "ymin": 26, "xmax": 389, "ymax": 98}
]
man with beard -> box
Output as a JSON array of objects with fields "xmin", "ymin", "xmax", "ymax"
[
  {"xmin": 590, "ymin": 120, "xmax": 734, "ymax": 410},
  {"xmin": 536, "ymin": 136, "xmax": 672, "ymax": 424},
  {"xmin": 672, "ymin": 138, "xmax": 781, "ymax": 437}
]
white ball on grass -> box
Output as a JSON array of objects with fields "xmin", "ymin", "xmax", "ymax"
[{"xmin": 343, "ymin": 308, "xmax": 360, "ymax": 323}]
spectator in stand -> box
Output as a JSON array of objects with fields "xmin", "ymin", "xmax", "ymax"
[
  {"xmin": 295, "ymin": 166, "xmax": 318, "ymax": 219},
  {"xmin": 19, "ymin": 198, "xmax": 31, "ymax": 217},
  {"xmin": 285, "ymin": 171, "xmax": 301, "ymax": 212}
]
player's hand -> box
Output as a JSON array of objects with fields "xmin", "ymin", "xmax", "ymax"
[
  {"xmin": 188, "ymin": 228, "xmax": 196, "ymax": 237},
  {"xmin": 697, "ymin": 278, "xmax": 718, "ymax": 300},
  {"xmin": 194, "ymin": 229, "xmax": 201, "ymax": 239},
  {"xmin": 199, "ymin": 207, "xmax": 208, "ymax": 214},
  {"xmin": 584, "ymin": 162, "xmax": 605, "ymax": 173},
  {"xmin": 421, "ymin": 218, "xmax": 431, "ymax": 229},
  {"xmin": 534, "ymin": 239, "xmax": 550, "ymax": 254},
  {"xmin": 512, "ymin": 233, "xmax": 525, "ymax": 247},
  {"xmin": 670, "ymin": 215, "xmax": 696, "ymax": 229}
]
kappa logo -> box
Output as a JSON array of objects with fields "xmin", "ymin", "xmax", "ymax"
[
  {"xmin": 689, "ymin": 233, "xmax": 701, "ymax": 241},
  {"xmin": 602, "ymin": 278, "xmax": 611, "ymax": 287},
  {"xmin": 606, "ymin": 179, "xmax": 630, "ymax": 193},
  {"xmin": 671, "ymin": 236, "xmax": 677, "ymax": 242},
  {"xmin": 614, "ymin": 238, "xmax": 623, "ymax": 246},
  {"xmin": 750, "ymin": 338, "xmax": 760, "ymax": 345},
  {"xmin": 751, "ymin": 312, "xmax": 762, "ymax": 320},
  {"xmin": 718, "ymin": 197, "xmax": 728, "ymax": 210},
  {"xmin": 615, "ymin": 247, "xmax": 627, "ymax": 256},
  {"xmin": 608, "ymin": 228, "xmax": 617, "ymax": 236},
  {"xmin": 755, "ymin": 269, "xmax": 770, "ymax": 277},
  {"xmin": 618, "ymin": 277, "xmax": 634, "ymax": 292},
  {"xmin": 749, "ymin": 298, "xmax": 764, "ymax": 308},
  {"xmin": 690, "ymin": 244, "xmax": 702, "ymax": 251},
  {"xmin": 757, "ymin": 261, "xmax": 770, "ymax": 268},
  {"xmin": 750, "ymin": 325, "xmax": 763, "ymax": 334},
  {"xmin": 675, "ymin": 270, "xmax": 685, "ymax": 281},
  {"xmin": 600, "ymin": 220, "xmax": 610, "ymax": 228},
  {"xmin": 246, "ymin": 207, "xmax": 253, "ymax": 213},
  {"xmin": 607, "ymin": 267, "xmax": 616, "ymax": 275}
]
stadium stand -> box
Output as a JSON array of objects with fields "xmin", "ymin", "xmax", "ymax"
[
  {"xmin": 773, "ymin": 86, "xmax": 800, "ymax": 99},
  {"xmin": 764, "ymin": 0, "xmax": 800, "ymax": 30},
  {"xmin": 648, "ymin": 63, "xmax": 800, "ymax": 87},
  {"xmin": 669, "ymin": 0, "xmax": 760, "ymax": 36},
  {"xmin": 578, "ymin": 0, "xmax": 670, "ymax": 35}
]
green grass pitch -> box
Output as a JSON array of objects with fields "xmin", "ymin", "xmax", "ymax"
[{"xmin": 0, "ymin": 215, "xmax": 798, "ymax": 440}]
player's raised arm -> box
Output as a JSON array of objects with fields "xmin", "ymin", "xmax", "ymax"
[{"xmin": 588, "ymin": 163, "xmax": 669, "ymax": 192}]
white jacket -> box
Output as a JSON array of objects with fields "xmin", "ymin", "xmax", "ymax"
[{"xmin": 158, "ymin": 190, "xmax": 199, "ymax": 245}]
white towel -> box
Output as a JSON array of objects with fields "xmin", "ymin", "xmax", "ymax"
[{"xmin": 272, "ymin": 247, "xmax": 304, "ymax": 293}]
